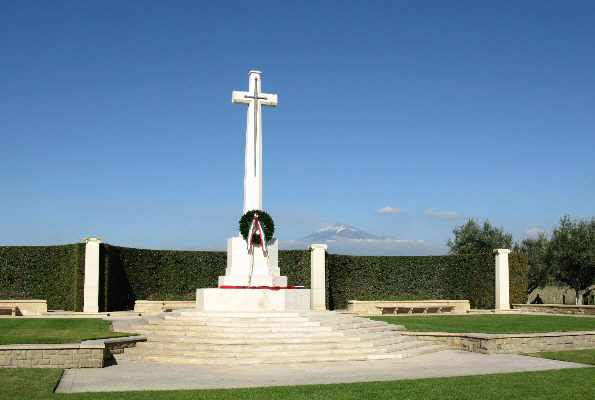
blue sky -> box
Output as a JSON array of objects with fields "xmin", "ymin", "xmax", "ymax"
[{"xmin": 1, "ymin": 0, "xmax": 594, "ymax": 255}]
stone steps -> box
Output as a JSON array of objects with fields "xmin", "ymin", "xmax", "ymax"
[
  {"xmin": 163, "ymin": 316, "xmax": 312, "ymax": 323},
  {"xmin": 137, "ymin": 334, "xmax": 414, "ymax": 351},
  {"xmin": 129, "ymin": 323, "xmax": 398, "ymax": 336},
  {"xmin": 148, "ymin": 319, "xmax": 391, "ymax": 330},
  {"xmin": 149, "ymin": 320, "xmax": 323, "ymax": 327},
  {"xmin": 132, "ymin": 324, "xmax": 335, "ymax": 333},
  {"xmin": 129, "ymin": 328, "xmax": 373, "ymax": 338},
  {"xmin": 117, "ymin": 310, "xmax": 444, "ymax": 365},
  {"xmin": 144, "ymin": 335, "xmax": 366, "ymax": 344},
  {"xmin": 125, "ymin": 340, "xmax": 430, "ymax": 358},
  {"xmin": 177, "ymin": 311, "xmax": 304, "ymax": 318},
  {"xmin": 116, "ymin": 344, "xmax": 446, "ymax": 365}
]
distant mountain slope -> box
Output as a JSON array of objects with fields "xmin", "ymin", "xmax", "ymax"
[
  {"xmin": 300, "ymin": 224, "xmax": 385, "ymax": 242},
  {"xmin": 282, "ymin": 223, "xmax": 439, "ymax": 256}
]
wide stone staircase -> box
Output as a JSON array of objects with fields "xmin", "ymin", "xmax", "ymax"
[{"xmin": 114, "ymin": 309, "xmax": 445, "ymax": 365}]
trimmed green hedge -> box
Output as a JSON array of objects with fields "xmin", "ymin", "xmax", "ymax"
[
  {"xmin": 326, "ymin": 253, "xmax": 528, "ymax": 309},
  {"xmin": 100, "ymin": 244, "xmax": 227, "ymax": 311},
  {"xmin": 0, "ymin": 243, "xmax": 528, "ymax": 311},
  {"xmin": 100, "ymin": 247, "xmax": 312, "ymax": 311},
  {"xmin": 509, "ymin": 252, "xmax": 529, "ymax": 308},
  {"xmin": 0, "ymin": 244, "xmax": 84, "ymax": 311}
]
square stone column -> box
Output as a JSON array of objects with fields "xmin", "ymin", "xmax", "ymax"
[
  {"xmin": 494, "ymin": 249, "xmax": 511, "ymax": 310},
  {"xmin": 83, "ymin": 238, "xmax": 102, "ymax": 313},
  {"xmin": 309, "ymin": 244, "xmax": 327, "ymax": 310}
]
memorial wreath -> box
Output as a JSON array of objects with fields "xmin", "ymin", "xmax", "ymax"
[{"xmin": 239, "ymin": 210, "xmax": 275, "ymax": 250}]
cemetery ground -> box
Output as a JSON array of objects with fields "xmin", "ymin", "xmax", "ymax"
[
  {"xmin": 0, "ymin": 314, "xmax": 593, "ymax": 399},
  {"xmin": 1, "ymin": 354, "xmax": 593, "ymax": 399},
  {"xmin": 370, "ymin": 314, "xmax": 595, "ymax": 333},
  {"xmin": 2, "ymin": 315, "xmax": 595, "ymax": 346},
  {"xmin": 0, "ymin": 319, "xmax": 131, "ymax": 345}
]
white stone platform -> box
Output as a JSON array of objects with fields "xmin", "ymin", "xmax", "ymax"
[
  {"xmin": 197, "ymin": 234, "xmax": 307, "ymax": 312},
  {"xmin": 218, "ymin": 236, "xmax": 287, "ymax": 287},
  {"xmin": 196, "ymin": 288, "xmax": 311, "ymax": 312},
  {"xmin": 115, "ymin": 309, "xmax": 445, "ymax": 366}
]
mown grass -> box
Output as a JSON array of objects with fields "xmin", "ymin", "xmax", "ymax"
[
  {"xmin": 0, "ymin": 319, "xmax": 132, "ymax": 344},
  {"xmin": 529, "ymin": 348, "xmax": 595, "ymax": 366},
  {"xmin": 370, "ymin": 314, "xmax": 595, "ymax": 333},
  {"xmin": 0, "ymin": 366, "xmax": 593, "ymax": 400}
]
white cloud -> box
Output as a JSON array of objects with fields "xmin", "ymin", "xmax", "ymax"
[
  {"xmin": 377, "ymin": 207, "xmax": 407, "ymax": 215},
  {"xmin": 425, "ymin": 208, "xmax": 459, "ymax": 219},
  {"xmin": 526, "ymin": 227, "xmax": 545, "ymax": 237}
]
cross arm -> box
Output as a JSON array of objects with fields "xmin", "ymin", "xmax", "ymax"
[
  {"xmin": 259, "ymin": 93, "xmax": 278, "ymax": 107},
  {"xmin": 232, "ymin": 91, "xmax": 251, "ymax": 104}
]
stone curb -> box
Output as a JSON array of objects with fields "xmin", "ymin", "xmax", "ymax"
[
  {"xmin": 402, "ymin": 330, "xmax": 595, "ymax": 354},
  {"xmin": 0, "ymin": 336, "xmax": 147, "ymax": 369}
]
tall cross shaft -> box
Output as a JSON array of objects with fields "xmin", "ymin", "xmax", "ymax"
[{"xmin": 232, "ymin": 71, "xmax": 278, "ymax": 213}]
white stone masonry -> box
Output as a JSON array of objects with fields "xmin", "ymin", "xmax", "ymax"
[
  {"xmin": 309, "ymin": 244, "xmax": 327, "ymax": 310},
  {"xmin": 83, "ymin": 237, "xmax": 102, "ymax": 313},
  {"xmin": 232, "ymin": 70, "xmax": 277, "ymax": 214},
  {"xmin": 494, "ymin": 249, "xmax": 511, "ymax": 310}
]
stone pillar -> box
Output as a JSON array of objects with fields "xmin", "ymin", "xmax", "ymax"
[
  {"xmin": 83, "ymin": 238, "xmax": 102, "ymax": 313},
  {"xmin": 494, "ymin": 249, "xmax": 511, "ymax": 310},
  {"xmin": 309, "ymin": 244, "xmax": 327, "ymax": 310}
]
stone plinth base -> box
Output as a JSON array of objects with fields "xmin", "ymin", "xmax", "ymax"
[
  {"xmin": 219, "ymin": 275, "xmax": 287, "ymax": 287},
  {"xmin": 196, "ymin": 288, "xmax": 311, "ymax": 312},
  {"xmin": 219, "ymin": 236, "xmax": 287, "ymax": 287}
]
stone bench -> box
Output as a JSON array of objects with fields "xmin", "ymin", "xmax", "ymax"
[
  {"xmin": 347, "ymin": 300, "xmax": 470, "ymax": 316},
  {"xmin": 0, "ymin": 307, "xmax": 17, "ymax": 316},
  {"xmin": 134, "ymin": 300, "xmax": 195, "ymax": 315},
  {"xmin": 376, "ymin": 305, "xmax": 456, "ymax": 315},
  {"xmin": 0, "ymin": 300, "xmax": 47, "ymax": 316}
]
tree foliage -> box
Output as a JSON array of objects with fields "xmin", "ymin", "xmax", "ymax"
[
  {"xmin": 447, "ymin": 219, "xmax": 513, "ymax": 255},
  {"xmin": 547, "ymin": 215, "xmax": 595, "ymax": 304},
  {"xmin": 516, "ymin": 233, "xmax": 551, "ymax": 294}
]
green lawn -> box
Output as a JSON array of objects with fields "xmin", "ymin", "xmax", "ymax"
[
  {"xmin": 0, "ymin": 319, "xmax": 132, "ymax": 344},
  {"xmin": 1, "ymin": 336, "xmax": 594, "ymax": 399},
  {"xmin": 529, "ymin": 349, "xmax": 595, "ymax": 366},
  {"xmin": 370, "ymin": 314, "xmax": 595, "ymax": 334},
  {"xmin": 0, "ymin": 366, "xmax": 593, "ymax": 400}
]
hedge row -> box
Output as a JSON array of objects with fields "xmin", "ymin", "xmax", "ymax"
[
  {"xmin": 0, "ymin": 244, "xmax": 84, "ymax": 311},
  {"xmin": 0, "ymin": 243, "xmax": 528, "ymax": 311},
  {"xmin": 509, "ymin": 252, "xmax": 529, "ymax": 308},
  {"xmin": 100, "ymin": 244, "xmax": 227, "ymax": 311},
  {"xmin": 327, "ymin": 253, "xmax": 528, "ymax": 309}
]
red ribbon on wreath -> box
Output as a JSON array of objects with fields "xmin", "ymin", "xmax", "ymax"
[{"xmin": 247, "ymin": 214, "xmax": 268, "ymax": 255}]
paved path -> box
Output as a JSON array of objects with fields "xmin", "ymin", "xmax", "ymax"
[{"xmin": 55, "ymin": 350, "xmax": 590, "ymax": 393}]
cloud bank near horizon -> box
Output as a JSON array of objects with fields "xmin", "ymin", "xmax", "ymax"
[
  {"xmin": 282, "ymin": 237, "xmax": 446, "ymax": 256},
  {"xmin": 377, "ymin": 207, "xmax": 407, "ymax": 215},
  {"xmin": 525, "ymin": 227, "xmax": 546, "ymax": 237},
  {"xmin": 425, "ymin": 208, "xmax": 459, "ymax": 219}
]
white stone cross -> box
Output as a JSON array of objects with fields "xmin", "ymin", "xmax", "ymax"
[{"xmin": 232, "ymin": 71, "xmax": 277, "ymax": 213}]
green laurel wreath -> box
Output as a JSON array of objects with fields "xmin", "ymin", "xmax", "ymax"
[{"xmin": 239, "ymin": 210, "xmax": 275, "ymax": 245}]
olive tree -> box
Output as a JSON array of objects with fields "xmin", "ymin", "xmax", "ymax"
[
  {"xmin": 547, "ymin": 215, "xmax": 595, "ymax": 305},
  {"xmin": 516, "ymin": 233, "xmax": 551, "ymax": 294},
  {"xmin": 447, "ymin": 219, "xmax": 513, "ymax": 255}
]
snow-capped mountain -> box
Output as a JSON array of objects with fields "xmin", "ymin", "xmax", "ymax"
[
  {"xmin": 282, "ymin": 223, "xmax": 436, "ymax": 255},
  {"xmin": 300, "ymin": 224, "xmax": 384, "ymax": 242}
]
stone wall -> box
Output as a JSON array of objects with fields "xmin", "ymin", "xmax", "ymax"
[
  {"xmin": 527, "ymin": 284, "xmax": 594, "ymax": 305},
  {"xmin": 0, "ymin": 345, "xmax": 104, "ymax": 368},
  {"xmin": 103, "ymin": 336, "xmax": 146, "ymax": 358},
  {"xmin": 0, "ymin": 300, "xmax": 47, "ymax": 316},
  {"xmin": 134, "ymin": 300, "xmax": 195, "ymax": 315},
  {"xmin": 512, "ymin": 304, "xmax": 595, "ymax": 315},
  {"xmin": 0, "ymin": 336, "xmax": 146, "ymax": 369},
  {"xmin": 347, "ymin": 300, "xmax": 471, "ymax": 316},
  {"xmin": 403, "ymin": 331, "xmax": 595, "ymax": 354}
]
